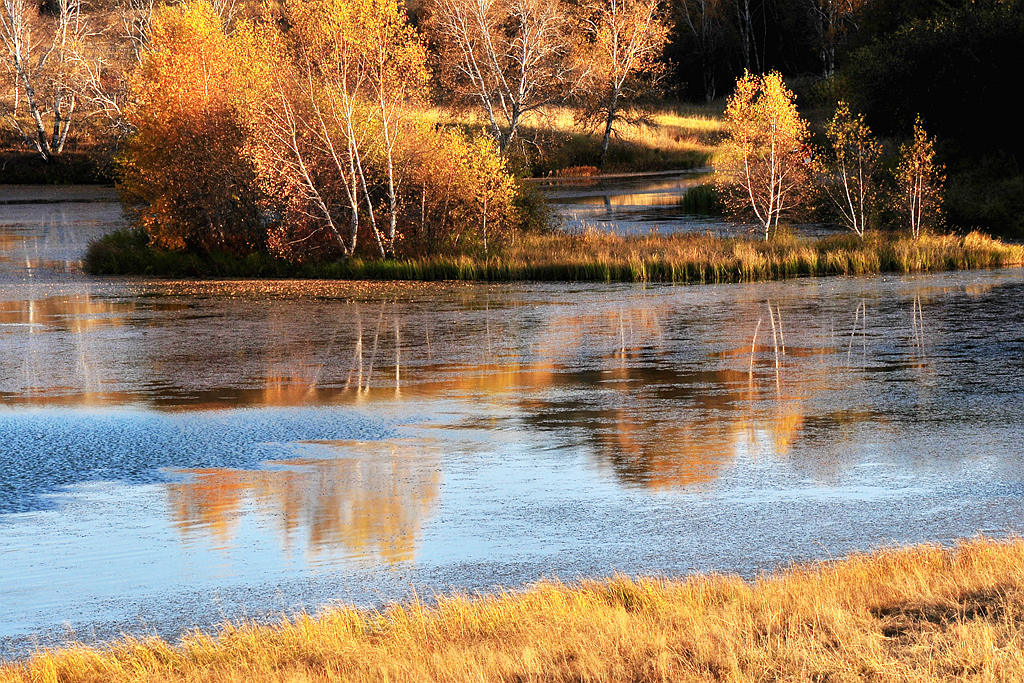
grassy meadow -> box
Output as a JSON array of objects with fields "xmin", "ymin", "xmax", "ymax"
[
  {"xmin": 3, "ymin": 537, "xmax": 1024, "ymax": 682},
  {"xmin": 527, "ymin": 106, "xmax": 723, "ymax": 175},
  {"xmin": 85, "ymin": 227, "xmax": 1023, "ymax": 283},
  {"xmin": 428, "ymin": 104, "xmax": 725, "ymax": 176}
]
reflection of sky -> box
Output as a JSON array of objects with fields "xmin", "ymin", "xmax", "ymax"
[{"xmin": 3, "ymin": 189, "xmax": 1024, "ymax": 657}]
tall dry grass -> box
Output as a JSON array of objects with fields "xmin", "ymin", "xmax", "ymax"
[
  {"xmin": 341, "ymin": 230, "xmax": 1023, "ymax": 283},
  {"xmin": 4, "ymin": 537, "xmax": 1024, "ymax": 682},
  {"xmin": 85, "ymin": 228, "xmax": 1024, "ymax": 282}
]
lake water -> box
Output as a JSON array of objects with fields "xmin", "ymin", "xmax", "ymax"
[
  {"xmin": 1, "ymin": 185, "xmax": 1023, "ymax": 659},
  {"xmin": 537, "ymin": 170, "xmax": 841, "ymax": 237}
]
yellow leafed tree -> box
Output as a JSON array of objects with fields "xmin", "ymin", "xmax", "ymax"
[
  {"xmin": 244, "ymin": 0, "xmax": 429, "ymax": 259},
  {"xmin": 818, "ymin": 100, "xmax": 882, "ymax": 238},
  {"xmin": 894, "ymin": 116, "xmax": 944, "ymax": 239},
  {"xmin": 714, "ymin": 71, "xmax": 811, "ymax": 241},
  {"xmin": 581, "ymin": 0, "xmax": 671, "ymax": 167},
  {"xmin": 120, "ymin": 1, "xmax": 264, "ymax": 252},
  {"xmin": 427, "ymin": 0, "xmax": 583, "ymax": 154},
  {"xmin": 404, "ymin": 128, "xmax": 518, "ymax": 256}
]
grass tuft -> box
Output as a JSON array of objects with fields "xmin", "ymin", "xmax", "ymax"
[{"xmin": 3, "ymin": 538, "xmax": 1024, "ymax": 681}]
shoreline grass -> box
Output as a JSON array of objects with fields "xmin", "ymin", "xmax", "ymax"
[
  {"xmin": 3, "ymin": 537, "xmax": 1024, "ymax": 681},
  {"xmin": 85, "ymin": 228, "xmax": 1023, "ymax": 284}
]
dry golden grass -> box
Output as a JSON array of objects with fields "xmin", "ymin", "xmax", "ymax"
[
  {"xmin": 86, "ymin": 227, "xmax": 1024, "ymax": 282},
  {"xmin": 490, "ymin": 229, "xmax": 1024, "ymax": 283},
  {"xmin": 425, "ymin": 104, "xmax": 723, "ymax": 175},
  {"xmin": 534, "ymin": 105, "xmax": 722, "ymax": 153},
  {"xmin": 5, "ymin": 537, "xmax": 1024, "ymax": 682}
]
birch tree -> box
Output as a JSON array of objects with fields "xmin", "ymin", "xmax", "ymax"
[
  {"xmin": 73, "ymin": 0, "xmax": 168, "ymax": 136},
  {"xmin": 362, "ymin": 0, "xmax": 429, "ymax": 257},
  {"xmin": 1, "ymin": 0, "xmax": 86, "ymax": 160},
  {"xmin": 258, "ymin": 0, "xmax": 428, "ymax": 259},
  {"xmin": 714, "ymin": 71, "xmax": 810, "ymax": 241},
  {"xmin": 427, "ymin": 0, "xmax": 582, "ymax": 153},
  {"xmin": 582, "ymin": 0, "xmax": 670, "ymax": 167},
  {"xmin": 120, "ymin": 1, "xmax": 265, "ymax": 252},
  {"xmin": 252, "ymin": 0, "xmax": 386, "ymax": 259},
  {"xmin": 818, "ymin": 100, "xmax": 880, "ymax": 238},
  {"xmin": 895, "ymin": 116, "xmax": 944, "ymax": 239}
]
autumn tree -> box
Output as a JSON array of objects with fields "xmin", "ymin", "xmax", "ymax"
[
  {"xmin": 427, "ymin": 0, "xmax": 583, "ymax": 153},
  {"xmin": 247, "ymin": 0, "xmax": 379, "ymax": 259},
  {"xmin": 405, "ymin": 129, "xmax": 517, "ymax": 255},
  {"xmin": 119, "ymin": 0, "xmax": 522, "ymax": 262},
  {"xmin": 457, "ymin": 133, "xmax": 517, "ymax": 255},
  {"xmin": 581, "ymin": 0, "xmax": 670, "ymax": 167},
  {"xmin": 120, "ymin": 1, "xmax": 264, "ymax": 252},
  {"xmin": 73, "ymin": 0, "xmax": 179, "ymax": 137},
  {"xmin": 818, "ymin": 100, "xmax": 881, "ymax": 238},
  {"xmin": 894, "ymin": 116, "xmax": 944, "ymax": 238},
  {"xmin": 244, "ymin": 0, "xmax": 429, "ymax": 260},
  {"xmin": 1, "ymin": 0, "xmax": 86, "ymax": 160},
  {"xmin": 361, "ymin": 0, "xmax": 430, "ymax": 257},
  {"xmin": 714, "ymin": 70, "xmax": 810, "ymax": 241}
]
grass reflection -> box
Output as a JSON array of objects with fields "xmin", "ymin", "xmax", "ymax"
[{"xmin": 0, "ymin": 295, "xmax": 135, "ymax": 333}]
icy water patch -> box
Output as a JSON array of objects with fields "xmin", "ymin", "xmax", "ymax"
[{"xmin": 0, "ymin": 407, "xmax": 396, "ymax": 514}]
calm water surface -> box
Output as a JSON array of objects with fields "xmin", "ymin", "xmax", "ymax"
[
  {"xmin": 1, "ymin": 186, "xmax": 1023, "ymax": 658},
  {"xmin": 537, "ymin": 170, "xmax": 840, "ymax": 237}
]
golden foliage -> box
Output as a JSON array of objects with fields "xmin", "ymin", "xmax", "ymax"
[
  {"xmin": 580, "ymin": 0, "xmax": 672, "ymax": 164},
  {"xmin": 118, "ymin": 0, "xmax": 519, "ymax": 262},
  {"xmin": 895, "ymin": 116, "xmax": 945, "ymax": 238},
  {"xmin": 120, "ymin": 2, "xmax": 265, "ymax": 252},
  {"xmin": 4, "ymin": 538, "xmax": 1024, "ymax": 681},
  {"xmin": 445, "ymin": 133, "xmax": 518, "ymax": 255},
  {"xmin": 714, "ymin": 71, "xmax": 811, "ymax": 241},
  {"xmin": 818, "ymin": 100, "xmax": 882, "ymax": 237}
]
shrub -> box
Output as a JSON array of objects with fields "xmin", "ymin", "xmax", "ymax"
[{"xmin": 119, "ymin": 2, "xmax": 266, "ymax": 254}]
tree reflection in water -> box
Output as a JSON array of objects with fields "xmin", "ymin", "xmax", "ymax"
[{"xmin": 166, "ymin": 440, "xmax": 441, "ymax": 566}]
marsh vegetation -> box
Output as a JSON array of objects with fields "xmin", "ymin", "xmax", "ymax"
[
  {"xmin": 4, "ymin": 538, "xmax": 1023, "ymax": 682},
  {"xmin": 85, "ymin": 226, "xmax": 1022, "ymax": 282}
]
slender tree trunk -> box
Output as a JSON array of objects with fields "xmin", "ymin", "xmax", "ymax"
[
  {"xmin": 598, "ymin": 91, "xmax": 620, "ymax": 168},
  {"xmin": 702, "ymin": 55, "xmax": 715, "ymax": 103},
  {"xmin": 17, "ymin": 69, "xmax": 54, "ymax": 160},
  {"xmin": 384, "ymin": 150, "xmax": 398, "ymax": 258},
  {"xmin": 482, "ymin": 195, "xmax": 488, "ymax": 257}
]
